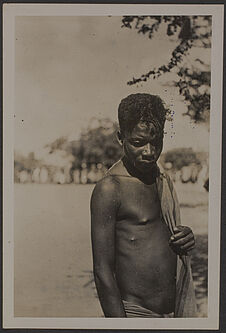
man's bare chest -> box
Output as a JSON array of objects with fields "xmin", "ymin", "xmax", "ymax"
[{"xmin": 116, "ymin": 179, "xmax": 161, "ymax": 224}]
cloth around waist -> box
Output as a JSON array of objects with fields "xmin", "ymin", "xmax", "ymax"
[{"xmin": 122, "ymin": 300, "xmax": 174, "ymax": 318}]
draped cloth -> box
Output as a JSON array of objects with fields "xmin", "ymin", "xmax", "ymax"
[
  {"xmin": 122, "ymin": 300, "xmax": 174, "ymax": 318},
  {"xmin": 106, "ymin": 160, "xmax": 197, "ymax": 318},
  {"xmin": 156, "ymin": 172, "xmax": 197, "ymax": 317}
]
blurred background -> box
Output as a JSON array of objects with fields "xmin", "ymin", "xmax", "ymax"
[{"xmin": 14, "ymin": 16, "xmax": 210, "ymax": 318}]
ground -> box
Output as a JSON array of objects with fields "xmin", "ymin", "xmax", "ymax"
[{"xmin": 14, "ymin": 182, "xmax": 208, "ymax": 317}]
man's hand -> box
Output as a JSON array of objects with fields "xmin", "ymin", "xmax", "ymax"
[{"xmin": 169, "ymin": 226, "xmax": 195, "ymax": 255}]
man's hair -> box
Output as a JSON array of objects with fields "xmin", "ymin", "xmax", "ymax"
[{"xmin": 118, "ymin": 93, "xmax": 167, "ymax": 135}]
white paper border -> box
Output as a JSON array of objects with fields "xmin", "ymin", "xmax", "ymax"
[{"xmin": 3, "ymin": 3, "xmax": 224, "ymax": 330}]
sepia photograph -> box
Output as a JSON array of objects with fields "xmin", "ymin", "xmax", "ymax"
[{"xmin": 3, "ymin": 3, "xmax": 223, "ymax": 330}]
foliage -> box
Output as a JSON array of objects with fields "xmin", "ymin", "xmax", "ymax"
[
  {"xmin": 14, "ymin": 151, "xmax": 41, "ymax": 172},
  {"xmin": 163, "ymin": 147, "xmax": 200, "ymax": 170},
  {"xmin": 43, "ymin": 118, "xmax": 122, "ymax": 170},
  {"xmin": 70, "ymin": 118, "xmax": 122, "ymax": 169},
  {"xmin": 45, "ymin": 136, "xmax": 69, "ymax": 153},
  {"xmin": 15, "ymin": 118, "xmax": 122, "ymax": 177},
  {"xmin": 121, "ymin": 16, "xmax": 211, "ymax": 123}
]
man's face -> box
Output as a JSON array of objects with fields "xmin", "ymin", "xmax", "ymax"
[{"xmin": 121, "ymin": 120, "xmax": 163, "ymax": 173}]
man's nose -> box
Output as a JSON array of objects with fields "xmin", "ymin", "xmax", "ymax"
[{"xmin": 142, "ymin": 143, "xmax": 155, "ymax": 159}]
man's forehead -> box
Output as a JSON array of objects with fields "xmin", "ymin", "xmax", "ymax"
[
  {"xmin": 135, "ymin": 120, "xmax": 157, "ymax": 131},
  {"xmin": 126, "ymin": 120, "xmax": 159, "ymax": 138}
]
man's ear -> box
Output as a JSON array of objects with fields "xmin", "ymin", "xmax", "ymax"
[{"xmin": 117, "ymin": 131, "xmax": 123, "ymax": 146}]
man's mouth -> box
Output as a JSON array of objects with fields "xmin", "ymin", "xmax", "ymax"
[
  {"xmin": 141, "ymin": 158, "xmax": 156, "ymax": 163},
  {"xmin": 139, "ymin": 159, "xmax": 156, "ymax": 166}
]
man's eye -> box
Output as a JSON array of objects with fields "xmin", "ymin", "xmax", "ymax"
[{"xmin": 131, "ymin": 141, "xmax": 143, "ymax": 147}]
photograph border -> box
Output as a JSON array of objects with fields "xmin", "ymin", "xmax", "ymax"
[{"xmin": 2, "ymin": 1, "xmax": 225, "ymax": 331}]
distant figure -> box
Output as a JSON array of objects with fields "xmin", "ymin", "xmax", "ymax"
[
  {"xmin": 19, "ymin": 170, "xmax": 29, "ymax": 183},
  {"xmin": 40, "ymin": 167, "xmax": 49, "ymax": 184},
  {"xmin": 91, "ymin": 94, "xmax": 196, "ymax": 318},
  {"xmin": 190, "ymin": 163, "xmax": 199, "ymax": 184},
  {"xmin": 87, "ymin": 164, "xmax": 98, "ymax": 184},
  {"xmin": 181, "ymin": 165, "xmax": 191, "ymax": 183},
  {"xmin": 204, "ymin": 178, "xmax": 209, "ymax": 192},
  {"xmin": 96, "ymin": 163, "xmax": 106, "ymax": 182},
  {"xmin": 53, "ymin": 169, "xmax": 66, "ymax": 184},
  {"xmin": 198, "ymin": 163, "xmax": 209, "ymax": 190},
  {"xmin": 64, "ymin": 163, "xmax": 73, "ymax": 184},
  {"xmin": 32, "ymin": 167, "xmax": 41, "ymax": 183},
  {"xmin": 73, "ymin": 169, "xmax": 80, "ymax": 184},
  {"xmin": 80, "ymin": 162, "xmax": 88, "ymax": 184}
]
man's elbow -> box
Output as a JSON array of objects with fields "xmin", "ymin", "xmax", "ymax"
[{"xmin": 93, "ymin": 266, "xmax": 115, "ymax": 289}]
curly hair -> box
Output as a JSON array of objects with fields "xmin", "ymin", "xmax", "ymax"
[{"xmin": 118, "ymin": 93, "xmax": 167, "ymax": 135}]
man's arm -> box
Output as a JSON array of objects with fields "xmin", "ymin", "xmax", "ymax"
[
  {"xmin": 90, "ymin": 176, "xmax": 126, "ymax": 317},
  {"xmin": 166, "ymin": 174, "xmax": 195, "ymax": 254}
]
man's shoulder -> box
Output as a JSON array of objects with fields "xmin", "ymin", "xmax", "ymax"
[
  {"xmin": 91, "ymin": 160, "xmax": 128, "ymax": 198},
  {"xmin": 92, "ymin": 173, "xmax": 120, "ymax": 199},
  {"xmin": 91, "ymin": 174, "xmax": 120, "ymax": 211}
]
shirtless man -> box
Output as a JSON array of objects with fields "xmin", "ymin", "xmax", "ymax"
[{"xmin": 91, "ymin": 94, "xmax": 195, "ymax": 318}]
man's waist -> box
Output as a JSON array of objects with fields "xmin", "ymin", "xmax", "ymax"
[{"xmin": 122, "ymin": 299, "xmax": 175, "ymax": 318}]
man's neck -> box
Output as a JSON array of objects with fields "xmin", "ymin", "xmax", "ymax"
[{"xmin": 122, "ymin": 156, "xmax": 159, "ymax": 185}]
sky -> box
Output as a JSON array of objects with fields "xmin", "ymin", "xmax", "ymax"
[{"xmin": 14, "ymin": 16, "xmax": 210, "ymax": 158}]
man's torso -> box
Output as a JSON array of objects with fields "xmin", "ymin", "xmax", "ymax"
[{"xmin": 106, "ymin": 162, "xmax": 177, "ymax": 314}]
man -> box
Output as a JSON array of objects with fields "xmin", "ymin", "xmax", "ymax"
[{"xmin": 91, "ymin": 93, "xmax": 196, "ymax": 318}]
